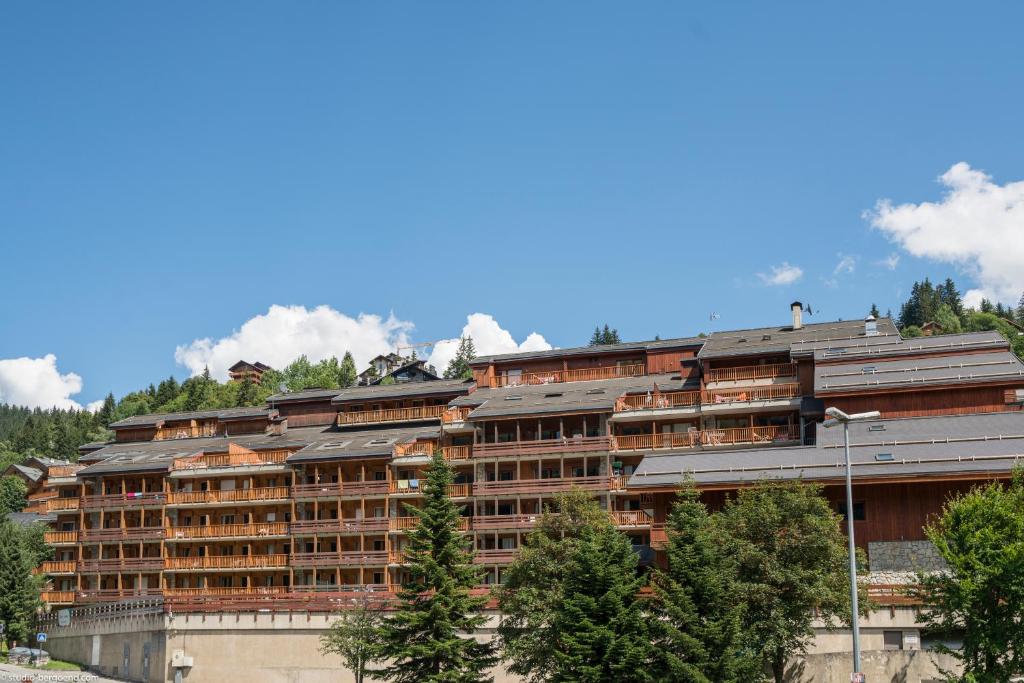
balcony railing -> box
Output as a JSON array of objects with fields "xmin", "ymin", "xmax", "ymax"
[
  {"xmin": 37, "ymin": 561, "xmax": 76, "ymax": 574},
  {"xmin": 166, "ymin": 522, "xmax": 289, "ymax": 540},
  {"xmin": 290, "ymin": 518, "xmax": 390, "ymax": 535},
  {"xmin": 165, "ymin": 554, "xmax": 289, "ymax": 571},
  {"xmin": 442, "ymin": 445, "xmax": 471, "ymax": 461},
  {"xmin": 40, "ymin": 590, "xmax": 75, "ymax": 604},
  {"xmin": 81, "ymin": 491, "xmax": 166, "ymax": 510},
  {"xmin": 473, "ymin": 435, "xmax": 611, "ymax": 458},
  {"xmin": 292, "ymin": 481, "xmax": 390, "ymax": 498},
  {"xmin": 612, "ymin": 425, "xmax": 797, "ymax": 451},
  {"xmin": 490, "ymin": 363, "xmax": 646, "ymax": 388},
  {"xmin": 474, "ymin": 548, "xmax": 519, "ymax": 564},
  {"xmin": 472, "ymin": 514, "xmax": 538, "ymax": 530},
  {"xmin": 166, "ymin": 486, "xmax": 290, "ymax": 505},
  {"xmin": 164, "ymin": 586, "xmax": 287, "ymax": 598},
  {"xmin": 44, "ymin": 531, "xmax": 78, "ymax": 544},
  {"xmin": 388, "ymin": 482, "xmax": 471, "ymax": 497},
  {"xmin": 704, "ymin": 362, "xmax": 797, "ymax": 384},
  {"xmin": 610, "ymin": 510, "xmax": 654, "ymax": 527},
  {"xmin": 441, "ymin": 406, "xmax": 472, "ymax": 423},
  {"xmin": 394, "ymin": 441, "xmax": 437, "ymax": 457},
  {"xmin": 46, "ymin": 497, "xmax": 80, "ymax": 512},
  {"xmin": 390, "ymin": 516, "xmax": 471, "ymax": 532},
  {"xmin": 291, "ymin": 551, "xmax": 390, "ymax": 567},
  {"xmin": 76, "ymin": 588, "xmax": 164, "ymax": 602},
  {"xmin": 702, "ymin": 383, "xmax": 801, "ymax": 404},
  {"xmin": 171, "ymin": 450, "xmax": 290, "ymax": 471},
  {"xmin": 78, "ymin": 557, "xmax": 164, "ymax": 573},
  {"xmin": 155, "ymin": 423, "xmax": 217, "ymax": 441},
  {"xmin": 339, "ymin": 405, "xmax": 446, "ymax": 426},
  {"xmin": 28, "ymin": 490, "xmax": 59, "ymax": 502},
  {"xmin": 474, "ymin": 475, "xmax": 622, "ymax": 496},
  {"xmin": 80, "ymin": 526, "xmax": 165, "ymax": 542},
  {"xmin": 615, "ymin": 391, "xmax": 701, "ymax": 412}
]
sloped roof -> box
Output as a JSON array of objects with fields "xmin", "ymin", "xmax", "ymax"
[
  {"xmin": 815, "ymin": 350, "xmax": 1024, "ymax": 394},
  {"xmin": 331, "ymin": 378, "xmax": 472, "ymax": 404},
  {"xmin": 794, "ymin": 330, "xmax": 1008, "ymax": 361},
  {"xmin": 286, "ymin": 425, "xmax": 441, "ymax": 463},
  {"xmin": 698, "ymin": 318, "xmax": 900, "ymax": 360},
  {"xmin": 109, "ymin": 406, "xmax": 273, "ymax": 428},
  {"xmin": 470, "ymin": 336, "xmax": 705, "ymax": 366},
  {"xmin": 266, "ymin": 388, "xmax": 344, "ymax": 404}
]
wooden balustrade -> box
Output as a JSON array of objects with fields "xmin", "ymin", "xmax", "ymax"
[
  {"xmin": 612, "ymin": 432, "xmax": 697, "ymax": 451},
  {"xmin": 609, "ymin": 510, "xmax": 654, "ymax": 526},
  {"xmin": 491, "ymin": 363, "xmax": 646, "ymax": 388},
  {"xmin": 867, "ymin": 583, "xmax": 919, "ymax": 606},
  {"xmin": 76, "ymin": 588, "xmax": 164, "ymax": 602},
  {"xmin": 28, "ymin": 490, "xmax": 59, "ymax": 501},
  {"xmin": 474, "ymin": 475, "xmax": 618, "ymax": 496},
  {"xmin": 291, "ymin": 518, "xmax": 390, "ymax": 534},
  {"xmin": 473, "ymin": 435, "xmax": 611, "ymax": 458},
  {"xmin": 613, "ymin": 425, "xmax": 796, "ymax": 451},
  {"xmin": 164, "ymin": 586, "xmax": 288, "ymax": 598},
  {"xmin": 702, "ymin": 383, "xmax": 801, "ymax": 404},
  {"xmin": 44, "ymin": 531, "xmax": 78, "ymax": 544},
  {"xmin": 155, "ymin": 424, "xmax": 217, "ymax": 440},
  {"xmin": 47, "ymin": 465, "xmax": 84, "ymax": 478},
  {"xmin": 292, "ymin": 481, "xmax": 390, "ymax": 498},
  {"xmin": 46, "ymin": 497, "xmax": 80, "ymax": 512},
  {"xmin": 37, "ymin": 560, "xmax": 76, "ymax": 574},
  {"xmin": 339, "ymin": 405, "xmax": 446, "ymax": 426},
  {"xmin": 389, "ymin": 481, "xmax": 471, "ymax": 497},
  {"xmin": 650, "ymin": 523, "xmax": 668, "ymax": 548},
  {"xmin": 166, "ymin": 522, "xmax": 289, "ymax": 540},
  {"xmin": 473, "ymin": 548, "xmax": 519, "ymax": 564},
  {"xmin": 81, "ymin": 491, "xmax": 166, "ymax": 510},
  {"xmin": 164, "ymin": 554, "xmax": 290, "ymax": 570},
  {"xmin": 172, "ymin": 449, "xmax": 290, "ymax": 471},
  {"xmin": 291, "ymin": 551, "xmax": 390, "ymax": 567},
  {"xmin": 388, "ymin": 550, "xmax": 406, "ymax": 565},
  {"xmin": 390, "ymin": 516, "xmax": 470, "ymax": 531},
  {"xmin": 79, "ymin": 557, "xmax": 164, "ymax": 572},
  {"xmin": 441, "ymin": 406, "xmax": 472, "ymax": 423},
  {"xmin": 472, "ymin": 514, "xmax": 538, "ymax": 530},
  {"xmin": 80, "ymin": 526, "xmax": 165, "ymax": 542},
  {"xmin": 393, "ymin": 441, "xmax": 437, "ymax": 457},
  {"xmin": 442, "ymin": 445, "xmax": 471, "ymax": 461},
  {"xmin": 705, "ymin": 362, "xmax": 797, "ymax": 383},
  {"xmin": 166, "ymin": 486, "xmax": 290, "ymax": 505},
  {"xmin": 40, "ymin": 590, "xmax": 75, "ymax": 604},
  {"xmin": 615, "ymin": 391, "xmax": 701, "ymax": 412}
]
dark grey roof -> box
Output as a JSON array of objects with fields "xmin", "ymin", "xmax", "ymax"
[
  {"xmin": 78, "ymin": 441, "xmax": 110, "ymax": 453},
  {"xmin": 815, "ymin": 350, "xmax": 1024, "ymax": 394},
  {"xmin": 456, "ymin": 374, "xmax": 690, "ymax": 419},
  {"xmin": 5, "ymin": 464, "xmax": 43, "ymax": 483},
  {"xmin": 628, "ymin": 411, "xmax": 1024, "ymax": 488},
  {"xmin": 794, "ymin": 330, "xmax": 1008, "ymax": 361},
  {"xmin": 286, "ymin": 425, "xmax": 441, "ymax": 463},
  {"xmin": 266, "ymin": 388, "xmax": 345, "ymax": 403},
  {"xmin": 5, "ymin": 511, "xmax": 55, "ymax": 526},
  {"xmin": 470, "ymin": 336, "xmax": 705, "ymax": 366},
  {"xmin": 331, "ymin": 378, "xmax": 473, "ymax": 404},
  {"xmin": 698, "ymin": 318, "xmax": 900, "ymax": 360},
  {"xmin": 109, "ymin": 406, "xmax": 272, "ymax": 428}
]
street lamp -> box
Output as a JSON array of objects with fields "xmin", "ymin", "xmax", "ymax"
[{"xmin": 824, "ymin": 407, "xmax": 880, "ymax": 679}]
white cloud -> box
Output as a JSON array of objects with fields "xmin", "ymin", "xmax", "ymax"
[
  {"xmin": 174, "ymin": 305, "xmax": 415, "ymax": 381},
  {"xmin": 0, "ymin": 354, "xmax": 85, "ymax": 410},
  {"xmin": 427, "ymin": 313, "xmax": 552, "ymax": 375},
  {"xmin": 833, "ymin": 253, "xmax": 856, "ymax": 276},
  {"xmin": 86, "ymin": 399, "xmax": 106, "ymax": 413},
  {"xmin": 867, "ymin": 162, "xmax": 1024, "ymax": 305},
  {"xmin": 875, "ymin": 253, "xmax": 900, "ymax": 271},
  {"xmin": 757, "ymin": 262, "xmax": 804, "ymax": 286}
]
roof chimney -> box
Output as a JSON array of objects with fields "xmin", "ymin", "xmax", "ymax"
[
  {"xmin": 864, "ymin": 315, "xmax": 878, "ymax": 337},
  {"xmin": 790, "ymin": 301, "xmax": 803, "ymax": 330}
]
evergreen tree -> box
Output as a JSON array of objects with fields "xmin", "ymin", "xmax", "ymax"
[
  {"xmin": 0, "ymin": 475, "xmax": 28, "ymax": 515},
  {"xmin": 236, "ymin": 376, "xmax": 258, "ymax": 407},
  {"xmin": 320, "ymin": 592, "xmax": 386, "ymax": 683},
  {"xmin": 0, "ymin": 519, "xmax": 42, "ymax": 648},
  {"xmin": 154, "ymin": 376, "xmax": 181, "ymax": 407},
  {"xmin": 1017, "ymin": 291, "xmax": 1024, "ymax": 325},
  {"xmin": 340, "ymin": 352, "xmax": 358, "ymax": 388},
  {"xmin": 980, "ymin": 298, "xmax": 995, "ymax": 313},
  {"xmin": 443, "ymin": 337, "xmax": 477, "ymax": 380},
  {"xmin": 869, "ymin": 303, "xmax": 880, "ymax": 318},
  {"xmin": 917, "ymin": 471, "xmax": 1024, "ymax": 682},
  {"xmin": 939, "ymin": 278, "xmax": 964, "ymax": 316},
  {"xmin": 96, "ymin": 392, "xmax": 116, "ymax": 427},
  {"xmin": 377, "ymin": 452, "xmax": 496, "ymax": 682},
  {"xmin": 651, "ymin": 484, "xmax": 759, "ymax": 682},
  {"xmin": 588, "ymin": 325, "xmax": 621, "ymax": 346},
  {"xmin": 715, "ymin": 480, "xmax": 867, "ymax": 683}
]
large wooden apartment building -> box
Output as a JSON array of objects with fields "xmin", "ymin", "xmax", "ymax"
[{"xmin": 20, "ymin": 302, "xmax": 1024, "ymax": 611}]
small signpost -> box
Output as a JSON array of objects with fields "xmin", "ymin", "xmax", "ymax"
[{"xmin": 36, "ymin": 632, "xmax": 47, "ymax": 643}]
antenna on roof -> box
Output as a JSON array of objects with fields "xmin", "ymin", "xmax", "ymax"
[{"xmin": 804, "ymin": 304, "xmax": 814, "ymax": 316}]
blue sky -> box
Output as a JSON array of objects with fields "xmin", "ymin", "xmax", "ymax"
[{"xmin": 2, "ymin": 2, "xmax": 1023, "ymax": 408}]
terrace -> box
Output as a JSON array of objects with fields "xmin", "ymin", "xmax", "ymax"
[
  {"xmin": 292, "ymin": 480, "xmax": 390, "ymax": 498},
  {"xmin": 171, "ymin": 448, "xmax": 290, "ymax": 472},
  {"xmin": 490, "ymin": 363, "xmax": 646, "ymax": 388},
  {"xmin": 291, "ymin": 518, "xmax": 390, "ymax": 535},
  {"xmin": 165, "ymin": 522, "xmax": 289, "ymax": 541},
  {"xmin": 338, "ymin": 405, "xmax": 446, "ymax": 426},
  {"xmin": 612, "ymin": 425, "xmax": 797, "ymax": 451},
  {"xmin": 36, "ymin": 560, "xmax": 76, "ymax": 575},
  {"xmin": 80, "ymin": 526, "xmax": 165, "ymax": 542},
  {"xmin": 291, "ymin": 551, "xmax": 390, "ymax": 567},
  {"xmin": 44, "ymin": 531, "xmax": 78, "ymax": 545},
  {"xmin": 389, "ymin": 481, "xmax": 471, "ymax": 497},
  {"xmin": 473, "ymin": 474, "xmax": 626, "ymax": 496},
  {"xmin": 704, "ymin": 362, "xmax": 798, "ymax": 384},
  {"xmin": 164, "ymin": 554, "xmax": 289, "ymax": 571},
  {"xmin": 165, "ymin": 485, "xmax": 290, "ymax": 506},
  {"xmin": 80, "ymin": 491, "xmax": 166, "ymax": 510},
  {"xmin": 473, "ymin": 435, "xmax": 611, "ymax": 458},
  {"xmin": 78, "ymin": 557, "xmax": 164, "ymax": 573}
]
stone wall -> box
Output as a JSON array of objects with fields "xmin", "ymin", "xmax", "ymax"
[{"xmin": 869, "ymin": 540, "xmax": 947, "ymax": 572}]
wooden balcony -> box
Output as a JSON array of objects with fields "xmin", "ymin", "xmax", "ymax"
[
  {"xmin": 650, "ymin": 523, "xmax": 667, "ymax": 549},
  {"xmin": 704, "ymin": 362, "xmax": 797, "ymax": 384},
  {"xmin": 162, "ymin": 586, "xmax": 398, "ymax": 612},
  {"xmin": 612, "ymin": 425, "xmax": 797, "ymax": 451},
  {"xmin": 81, "ymin": 491, "xmax": 166, "ymax": 510},
  {"xmin": 44, "ymin": 531, "xmax": 78, "ymax": 545},
  {"xmin": 442, "ymin": 445, "xmax": 471, "ymax": 461},
  {"xmin": 76, "ymin": 588, "xmax": 164, "ymax": 603},
  {"xmin": 164, "ymin": 586, "xmax": 288, "ymax": 598},
  {"xmin": 474, "ymin": 548, "xmax": 519, "ymax": 564},
  {"xmin": 868, "ymin": 583, "xmax": 920, "ymax": 606},
  {"xmin": 472, "ymin": 514, "xmax": 538, "ymax": 531},
  {"xmin": 79, "ymin": 557, "xmax": 164, "ymax": 573},
  {"xmin": 166, "ymin": 486, "xmax": 290, "ymax": 506},
  {"xmin": 156, "ymin": 423, "xmax": 217, "ymax": 440},
  {"xmin": 80, "ymin": 526, "xmax": 165, "ymax": 542},
  {"xmin": 338, "ymin": 405, "xmax": 446, "ymax": 426},
  {"xmin": 610, "ymin": 510, "xmax": 654, "ymax": 527},
  {"xmin": 390, "ymin": 516, "xmax": 471, "ymax": 532},
  {"xmin": 441, "ymin": 406, "xmax": 472, "ymax": 424},
  {"xmin": 473, "ymin": 435, "xmax": 611, "ymax": 458},
  {"xmin": 388, "ymin": 482, "xmax": 471, "ymax": 497},
  {"xmin": 37, "ymin": 560, "xmax": 76, "ymax": 575},
  {"xmin": 164, "ymin": 554, "xmax": 289, "ymax": 571},
  {"xmin": 702, "ymin": 383, "xmax": 801, "ymax": 405},
  {"xmin": 490, "ymin": 363, "xmax": 646, "ymax": 388},
  {"xmin": 474, "ymin": 474, "xmax": 624, "ymax": 496},
  {"xmin": 28, "ymin": 490, "xmax": 59, "ymax": 501},
  {"xmin": 291, "ymin": 550, "xmax": 390, "ymax": 567},
  {"xmin": 47, "ymin": 465, "xmax": 85, "ymax": 478},
  {"xmin": 292, "ymin": 481, "xmax": 390, "ymax": 498},
  {"xmin": 166, "ymin": 522, "xmax": 289, "ymax": 541},
  {"xmin": 290, "ymin": 518, "xmax": 390, "ymax": 535},
  {"xmin": 393, "ymin": 440, "xmax": 437, "ymax": 457},
  {"xmin": 46, "ymin": 497, "xmax": 80, "ymax": 512},
  {"xmin": 171, "ymin": 449, "xmax": 290, "ymax": 471},
  {"xmin": 615, "ymin": 391, "xmax": 701, "ymax": 412},
  {"xmin": 41, "ymin": 590, "xmax": 75, "ymax": 605}
]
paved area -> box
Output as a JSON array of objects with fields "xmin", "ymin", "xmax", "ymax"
[{"xmin": 0, "ymin": 663, "xmax": 119, "ymax": 683}]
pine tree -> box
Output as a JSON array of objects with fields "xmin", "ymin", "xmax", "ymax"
[
  {"xmin": 340, "ymin": 352, "xmax": 358, "ymax": 388},
  {"xmin": 651, "ymin": 484, "xmax": 759, "ymax": 682},
  {"xmin": 589, "ymin": 327, "xmax": 604, "ymax": 346},
  {"xmin": 0, "ymin": 520, "xmax": 42, "ymax": 648},
  {"xmin": 154, "ymin": 376, "xmax": 181, "ymax": 408},
  {"xmin": 377, "ymin": 452, "xmax": 496, "ymax": 682},
  {"xmin": 443, "ymin": 337, "xmax": 477, "ymax": 380},
  {"xmin": 236, "ymin": 376, "xmax": 258, "ymax": 407},
  {"xmin": 96, "ymin": 392, "xmax": 116, "ymax": 427},
  {"xmin": 588, "ymin": 325, "xmax": 621, "ymax": 346},
  {"xmin": 1017, "ymin": 291, "xmax": 1024, "ymax": 325},
  {"xmin": 869, "ymin": 303, "xmax": 880, "ymax": 318}
]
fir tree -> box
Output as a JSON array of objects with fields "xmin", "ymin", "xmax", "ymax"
[
  {"xmin": 236, "ymin": 376, "xmax": 258, "ymax": 407},
  {"xmin": 651, "ymin": 484, "xmax": 759, "ymax": 682},
  {"xmin": 869, "ymin": 303, "xmax": 880, "ymax": 318},
  {"xmin": 340, "ymin": 352, "xmax": 358, "ymax": 388},
  {"xmin": 1017, "ymin": 291, "xmax": 1024, "ymax": 325},
  {"xmin": 96, "ymin": 392, "xmax": 117, "ymax": 427},
  {"xmin": 377, "ymin": 452, "xmax": 496, "ymax": 682},
  {"xmin": 0, "ymin": 475, "xmax": 28, "ymax": 515},
  {"xmin": 588, "ymin": 325, "xmax": 621, "ymax": 346},
  {"xmin": 443, "ymin": 337, "xmax": 477, "ymax": 380},
  {"xmin": 154, "ymin": 376, "xmax": 181, "ymax": 408},
  {"xmin": 0, "ymin": 519, "xmax": 42, "ymax": 648}
]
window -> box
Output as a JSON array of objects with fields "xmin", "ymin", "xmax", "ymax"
[
  {"xmin": 883, "ymin": 631, "xmax": 903, "ymax": 650},
  {"xmin": 868, "ymin": 424, "xmax": 886, "ymax": 432},
  {"xmin": 836, "ymin": 501, "xmax": 866, "ymax": 521},
  {"xmin": 875, "ymin": 453, "xmax": 895, "ymax": 462},
  {"xmin": 861, "ymin": 366, "xmax": 877, "ymax": 373}
]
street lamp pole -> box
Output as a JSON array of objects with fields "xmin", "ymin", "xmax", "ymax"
[{"xmin": 824, "ymin": 407, "xmax": 880, "ymax": 679}]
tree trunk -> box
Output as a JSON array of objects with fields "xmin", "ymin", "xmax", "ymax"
[{"xmin": 772, "ymin": 650, "xmax": 786, "ymax": 683}]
